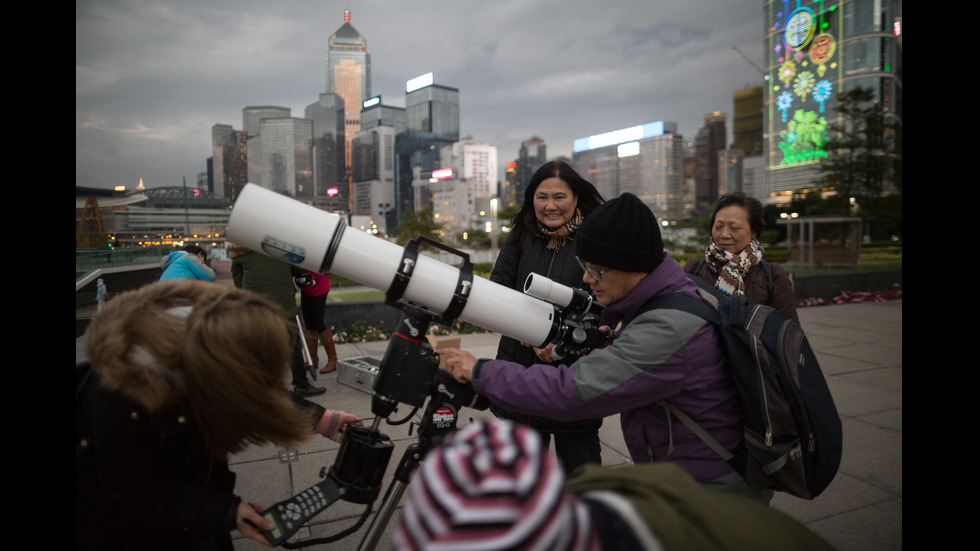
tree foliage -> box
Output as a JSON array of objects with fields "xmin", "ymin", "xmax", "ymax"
[
  {"xmin": 394, "ymin": 207, "xmax": 444, "ymax": 247},
  {"xmin": 816, "ymin": 86, "xmax": 902, "ymax": 238},
  {"xmin": 497, "ymin": 201, "xmax": 522, "ymax": 226}
]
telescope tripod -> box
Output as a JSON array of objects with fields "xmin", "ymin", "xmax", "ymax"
[
  {"xmin": 356, "ymin": 307, "xmax": 488, "ymax": 549},
  {"xmin": 262, "ymin": 308, "xmax": 486, "ymax": 549}
]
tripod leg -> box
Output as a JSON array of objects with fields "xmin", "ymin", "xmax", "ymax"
[
  {"xmin": 296, "ymin": 315, "xmax": 317, "ymax": 381},
  {"xmin": 357, "ymin": 443, "xmax": 422, "ymax": 551}
]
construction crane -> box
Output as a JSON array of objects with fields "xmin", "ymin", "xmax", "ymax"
[
  {"xmin": 732, "ymin": 46, "xmax": 765, "ymax": 76},
  {"xmin": 77, "ymin": 196, "xmax": 109, "ymax": 247}
]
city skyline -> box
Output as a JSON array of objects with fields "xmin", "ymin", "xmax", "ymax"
[{"xmin": 76, "ymin": 0, "xmax": 766, "ymax": 192}]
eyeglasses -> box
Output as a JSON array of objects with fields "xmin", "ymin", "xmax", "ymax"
[{"xmin": 576, "ymin": 256, "xmax": 610, "ymax": 282}]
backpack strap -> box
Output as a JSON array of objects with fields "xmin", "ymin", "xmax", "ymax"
[
  {"xmin": 640, "ymin": 290, "xmax": 745, "ymax": 473},
  {"xmin": 760, "ymin": 259, "xmax": 774, "ymax": 298},
  {"xmin": 640, "ymin": 287, "xmax": 718, "ymax": 325},
  {"xmin": 659, "ymin": 401, "xmax": 735, "ymax": 462}
]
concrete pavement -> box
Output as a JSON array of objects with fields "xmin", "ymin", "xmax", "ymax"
[{"xmin": 76, "ymin": 287, "xmax": 902, "ymax": 550}]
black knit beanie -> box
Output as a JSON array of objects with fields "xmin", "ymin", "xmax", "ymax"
[{"xmin": 575, "ymin": 192, "xmax": 664, "ymax": 273}]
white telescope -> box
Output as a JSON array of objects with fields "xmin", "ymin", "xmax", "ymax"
[{"xmin": 226, "ymin": 184, "xmax": 560, "ymax": 347}]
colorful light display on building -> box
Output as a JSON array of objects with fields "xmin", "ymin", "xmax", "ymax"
[{"xmin": 768, "ymin": 0, "xmax": 839, "ymax": 168}]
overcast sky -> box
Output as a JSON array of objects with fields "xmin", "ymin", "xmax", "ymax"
[{"xmin": 76, "ymin": 0, "xmax": 767, "ymax": 192}]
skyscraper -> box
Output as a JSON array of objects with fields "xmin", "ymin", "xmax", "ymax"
[
  {"xmin": 405, "ymin": 73, "xmax": 459, "ymax": 144},
  {"xmin": 733, "ymin": 86, "xmax": 764, "ymax": 156},
  {"xmin": 325, "ymin": 9, "xmax": 371, "ymax": 209},
  {"xmin": 572, "ymin": 121, "xmax": 685, "ymax": 219},
  {"xmin": 763, "ymin": 0, "xmax": 902, "ymax": 199},
  {"xmin": 242, "ymin": 106, "xmax": 291, "ymax": 138},
  {"xmin": 305, "ymin": 93, "xmax": 347, "ymax": 212},
  {"xmin": 442, "ymin": 139, "xmax": 498, "ymax": 198},
  {"xmin": 360, "ymin": 96, "xmax": 407, "ymax": 134},
  {"xmin": 350, "ymin": 125, "xmax": 397, "ymax": 233},
  {"xmin": 395, "ymin": 129, "xmax": 441, "ymax": 222},
  {"xmin": 211, "ymin": 124, "xmax": 248, "ymax": 201},
  {"xmin": 514, "ymin": 137, "xmax": 547, "ymax": 205},
  {"xmin": 694, "ymin": 112, "xmax": 727, "ymax": 212},
  {"xmin": 246, "ymin": 116, "xmax": 314, "ymax": 198}
]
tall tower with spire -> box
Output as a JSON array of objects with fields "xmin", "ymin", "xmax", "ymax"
[{"xmin": 325, "ymin": 9, "xmax": 371, "ymax": 209}]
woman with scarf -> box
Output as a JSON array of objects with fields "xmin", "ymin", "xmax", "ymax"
[
  {"xmin": 488, "ymin": 160, "xmax": 606, "ymax": 474},
  {"xmin": 685, "ymin": 192, "xmax": 798, "ymax": 321}
]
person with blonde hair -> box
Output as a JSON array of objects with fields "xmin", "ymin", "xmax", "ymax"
[{"xmin": 76, "ymin": 280, "xmax": 360, "ymax": 550}]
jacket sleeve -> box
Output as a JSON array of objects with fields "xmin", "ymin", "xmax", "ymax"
[
  {"xmin": 230, "ymin": 259, "xmax": 243, "ymax": 288},
  {"xmin": 768, "ymin": 262, "xmax": 799, "ymax": 321},
  {"xmin": 489, "ymin": 239, "xmax": 520, "ymax": 288},
  {"xmin": 290, "ymin": 393, "xmax": 327, "ymax": 430},
  {"xmin": 472, "ymin": 308, "xmax": 707, "ymax": 421},
  {"xmin": 185, "ymin": 255, "xmax": 217, "ymax": 281}
]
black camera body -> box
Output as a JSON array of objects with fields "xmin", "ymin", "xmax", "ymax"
[{"xmin": 294, "ymin": 272, "xmax": 316, "ymax": 288}]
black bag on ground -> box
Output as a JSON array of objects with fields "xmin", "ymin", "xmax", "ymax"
[{"xmin": 643, "ymin": 276, "xmax": 843, "ymax": 499}]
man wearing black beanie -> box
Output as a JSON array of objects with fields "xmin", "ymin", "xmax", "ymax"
[{"xmin": 440, "ymin": 193, "xmax": 768, "ymax": 503}]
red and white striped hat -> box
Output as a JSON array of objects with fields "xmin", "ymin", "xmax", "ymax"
[{"xmin": 396, "ymin": 419, "xmax": 598, "ymax": 551}]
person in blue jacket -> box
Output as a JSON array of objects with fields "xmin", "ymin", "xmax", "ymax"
[
  {"xmin": 160, "ymin": 245, "xmax": 216, "ymax": 282},
  {"xmin": 439, "ymin": 193, "xmax": 769, "ymax": 502}
]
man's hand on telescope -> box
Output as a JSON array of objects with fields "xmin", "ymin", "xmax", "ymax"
[
  {"xmin": 437, "ymin": 347, "xmax": 477, "ymax": 383},
  {"xmin": 531, "ymin": 342, "xmax": 557, "ymax": 363}
]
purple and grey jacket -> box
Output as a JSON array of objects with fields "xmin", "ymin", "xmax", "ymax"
[{"xmin": 472, "ymin": 253, "xmax": 745, "ymax": 481}]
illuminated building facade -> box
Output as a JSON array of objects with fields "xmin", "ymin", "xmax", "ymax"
[
  {"xmin": 325, "ymin": 9, "xmax": 371, "ymax": 209},
  {"xmin": 764, "ymin": 0, "xmax": 902, "ymax": 199},
  {"xmin": 571, "ymin": 121, "xmax": 687, "ymax": 220},
  {"xmin": 501, "ymin": 161, "xmax": 519, "ymax": 206}
]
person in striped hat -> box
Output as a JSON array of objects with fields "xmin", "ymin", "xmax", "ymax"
[{"xmin": 395, "ymin": 418, "xmax": 834, "ymax": 551}]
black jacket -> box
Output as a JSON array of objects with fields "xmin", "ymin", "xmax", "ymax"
[
  {"xmin": 76, "ymin": 363, "xmax": 326, "ymax": 551},
  {"xmin": 76, "ymin": 364, "xmax": 239, "ymax": 551},
  {"xmin": 488, "ymin": 231, "xmax": 603, "ymax": 434}
]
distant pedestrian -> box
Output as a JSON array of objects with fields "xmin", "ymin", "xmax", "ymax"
[
  {"xmin": 228, "ymin": 243, "xmax": 326, "ymax": 397},
  {"xmin": 296, "ymin": 271, "xmax": 340, "ymax": 374},
  {"xmin": 95, "ymin": 278, "xmax": 108, "ymax": 313},
  {"xmin": 160, "ymin": 245, "xmax": 216, "ymax": 282}
]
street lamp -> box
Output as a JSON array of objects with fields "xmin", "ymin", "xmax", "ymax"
[
  {"xmin": 377, "ymin": 202, "xmax": 391, "ymax": 237},
  {"xmin": 490, "ymin": 197, "xmax": 499, "ymax": 264}
]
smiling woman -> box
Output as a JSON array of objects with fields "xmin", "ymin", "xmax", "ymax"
[{"xmin": 487, "ymin": 160, "xmax": 607, "ymax": 475}]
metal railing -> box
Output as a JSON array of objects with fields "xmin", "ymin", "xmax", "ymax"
[{"xmin": 76, "ymin": 246, "xmax": 174, "ymax": 271}]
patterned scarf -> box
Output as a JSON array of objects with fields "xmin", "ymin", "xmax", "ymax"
[
  {"xmin": 536, "ymin": 208, "xmax": 584, "ymax": 251},
  {"xmin": 705, "ymin": 238, "xmax": 764, "ymax": 296}
]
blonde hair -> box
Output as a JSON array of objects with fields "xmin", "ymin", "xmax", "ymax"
[{"xmin": 85, "ymin": 280, "xmax": 312, "ymax": 458}]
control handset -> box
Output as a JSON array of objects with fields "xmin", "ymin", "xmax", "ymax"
[{"xmin": 257, "ymin": 480, "xmax": 344, "ymax": 546}]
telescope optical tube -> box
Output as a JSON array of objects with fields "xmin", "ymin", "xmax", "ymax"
[{"xmin": 227, "ymin": 184, "xmax": 561, "ymax": 348}]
